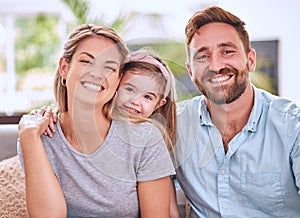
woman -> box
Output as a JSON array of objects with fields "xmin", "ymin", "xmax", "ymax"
[{"xmin": 18, "ymin": 24, "xmax": 175, "ymax": 217}]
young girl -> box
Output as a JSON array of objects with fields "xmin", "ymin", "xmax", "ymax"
[
  {"xmin": 18, "ymin": 24, "xmax": 175, "ymax": 217},
  {"xmin": 111, "ymin": 50, "xmax": 180, "ymax": 217},
  {"xmin": 112, "ymin": 50, "xmax": 177, "ymax": 149}
]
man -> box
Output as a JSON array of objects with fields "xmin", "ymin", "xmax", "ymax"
[{"xmin": 174, "ymin": 6, "xmax": 300, "ymax": 217}]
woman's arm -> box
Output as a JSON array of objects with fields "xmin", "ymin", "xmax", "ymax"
[
  {"xmin": 19, "ymin": 109, "xmax": 66, "ymax": 218},
  {"xmin": 138, "ymin": 176, "xmax": 171, "ymax": 218}
]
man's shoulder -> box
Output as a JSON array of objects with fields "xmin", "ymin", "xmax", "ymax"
[
  {"xmin": 176, "ymin": 95, "xmax": 203, "ymax": 116},
  {"xmin": 257, "ymin": 89, "xmax": 300, "ymax": 118}
]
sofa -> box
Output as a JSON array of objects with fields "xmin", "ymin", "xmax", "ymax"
[
  {"xmin": 0, "ymin": 124, "xmax": 28, "ymax": 217},
  {"xmin": 0, "ymin": 124, "xmax": 19, "ymax": 162}
]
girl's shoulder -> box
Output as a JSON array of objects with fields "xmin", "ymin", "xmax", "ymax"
[
  {"xmin": 112, "ymin": 120, "xmax": 164, "ymax": 146},
  {"xmin": 113, "ymin": 119, "xmax": 160, "ymax": 131}
]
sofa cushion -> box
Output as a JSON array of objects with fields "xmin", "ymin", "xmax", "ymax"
[
  {"xmin": 0, "ymin": 124, "xmax": 19, "ymax": 161},
  {"xmin": 0, "ymin": 155, "xmax": 28, "ymax": 217}
]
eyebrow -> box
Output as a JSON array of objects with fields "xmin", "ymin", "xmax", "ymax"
[
  {"xmin": 106, "ymin": 60, "xmax": 119, "ymax": 66},
  {"xmin": 80, "ymin": 52, "xmax": 95, "ymax": 59},
  {"xmin": 192, "ymin": 41, "xmax": 238, "ymax": 59},
  {"xmin": 218, "ymin": 42, "xmax": 238, "ymax": 50},
  {"xmin": 192, "ymin": 46, "xmax": 208, "ymax": 60}
]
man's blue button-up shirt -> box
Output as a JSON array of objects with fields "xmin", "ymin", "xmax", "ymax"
[{"xmin": 174, "ymin": 87, "xmax": 300, "ymax": 218}]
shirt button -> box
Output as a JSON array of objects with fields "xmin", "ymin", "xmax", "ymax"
[
  {"xmin": 223, "ymin": 205, "xmax": 227, "ymax": 210},
  {"xmin": 220, "ymin": 170, "xmax": 225, "ymax": 175},
  {"xmin": 213, "ymin": 133, "xmax": 218, "ymax": 138}
]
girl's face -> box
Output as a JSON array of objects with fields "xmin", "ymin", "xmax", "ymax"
[
  {"xmin": 115, "ymin": 70, "xmax": 166, "ymax": 118},
  {"xmin": 60, "ymin": 36, "xmax": 123, "ymax": 109}
]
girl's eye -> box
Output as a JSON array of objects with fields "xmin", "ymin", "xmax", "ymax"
[
  {"xmin": 144, "ymin": 95, "xmax": 153, "ymax": 101},
  {"xmin": 125, "ymin": 87, "xmax": 134, "ymax": 92}
]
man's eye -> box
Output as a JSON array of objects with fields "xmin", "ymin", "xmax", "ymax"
[
  {"xmin": 195, "ymin": 54, "xmax": 208, "ymax": 61},
  {"xmin": 223, "ymin": 50, "xmax": 235, "ymax": 55}
]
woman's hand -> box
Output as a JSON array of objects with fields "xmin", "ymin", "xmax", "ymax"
[
  {"xmin": 29, "ymin": 106, "xmax": 58, "ymax": 137},
  {"xmin": 18, "ymin": 106, "xmax": 67, "ymax": 217},
  {"xmin": 19, "ymin": 107, "xmax": 53, "ymax": 137}
]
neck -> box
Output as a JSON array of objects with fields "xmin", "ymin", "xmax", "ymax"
[
  {"xmin": 60, "ymin": 102, "xmax": 111, "ymax": 154},
  {"xmin": 206, "ymin": 83, "xmax": 254, "ymax": 152}
]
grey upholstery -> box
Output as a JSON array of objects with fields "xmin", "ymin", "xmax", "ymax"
[{"xmin": 0, "ymin": 124, "xmax": 19, "ymax": 161}]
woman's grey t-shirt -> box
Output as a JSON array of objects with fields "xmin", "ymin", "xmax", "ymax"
[{"xmin": 18, "ymin": 120, "xmax": 175, "ymax": 217}]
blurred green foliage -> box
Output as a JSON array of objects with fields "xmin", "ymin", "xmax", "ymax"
[{"xmin": 15, "ymin": 14, "xmax": 60, "ymax": 76}]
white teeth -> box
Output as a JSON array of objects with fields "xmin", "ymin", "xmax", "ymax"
[
  {"xmin": 211, "ymin": 75, "xmax": 230, "ymax": 83},
  {"xmin": 83, "ymin": 82, "xmax": 102, "ymax": 91},
  {"xmin": 128, "ymin": 107, "xmax": 140, "ymax": 114}
]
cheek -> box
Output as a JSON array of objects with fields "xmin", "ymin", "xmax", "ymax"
[
  {"xmin": 191, "ymin": 62, "xmax": 208, "ymax": 76},
  {"xmin": 189, "ymin": 65, "xmax": 203, "ymax": 82},
  {"xmin": 108, "ymin": 75, "xmax": 121, "ymax": 91},
  {"xmin": 115, "ymin": 90, "xmax": 127, "ymax": 104}
]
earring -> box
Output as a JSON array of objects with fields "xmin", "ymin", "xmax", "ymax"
[{"xmin": 61, "ymin": 79, "xmax": 66, "ymax": 86}]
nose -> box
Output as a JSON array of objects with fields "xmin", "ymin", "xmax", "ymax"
[
  {"xmin": 87, "ymin": 63, "xmax": 111, "ymax": 79},
  {"xmin": 89, "ymin": 68, "xmax": 107, "ymax": 79},
  {"xmin": 208, "ymin": 53, "xmax": 224, "ymax": 72},
  {"xmin": 130, "ymin": 95, "xmax": 142, "ymax": 106}
]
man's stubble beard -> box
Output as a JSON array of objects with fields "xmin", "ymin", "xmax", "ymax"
[{"xmin": 193, "ymin": 66, "xmax": 250, "ymax": 105}]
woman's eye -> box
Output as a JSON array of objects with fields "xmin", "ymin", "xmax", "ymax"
[
  {"xmin": 105, "ymin": 66, "xmax": 117, "ymax": 73},
  {"xmin": 80, "ymin": 59, "xmax": 92, "ymax": 64}
]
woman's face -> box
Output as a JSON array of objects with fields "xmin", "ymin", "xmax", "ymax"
[{"xmin": 60, "ymin": 36, "xmax": 123, "ymax": 109}]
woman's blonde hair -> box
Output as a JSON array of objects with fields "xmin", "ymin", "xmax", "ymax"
[{"xmin": 54, "ymin": 24, "xmax": 129, "ymax": 116}]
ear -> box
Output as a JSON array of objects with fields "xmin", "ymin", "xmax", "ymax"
[
  {"xmin": 185, "ymin": 62, "xmax": 195, "ymax": 82},
  {"xmin": 248, "ymin": 48, "xmax": 256, "ymax": 72},
  {"xmin": 155, "ymin": 98, "xmax": 167, "ymax": 110},
  {"xmin": 59, "ymin": 57, "xmax": 69, "ymax": 79}
]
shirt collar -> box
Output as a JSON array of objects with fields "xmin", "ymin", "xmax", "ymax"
[
  {"xmin": 245, "ymin": 86, "xmax": 264, "ymax": 132},
  {"xmin": 197, "ymin": 86, "xmax": 264, "ymax": 132},
  {"xmin": 198, "ymin": 95, "xmax": 213, "ymax": 126}
]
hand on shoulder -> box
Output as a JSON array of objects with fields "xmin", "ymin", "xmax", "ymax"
[{"xmin": 18, "ymin": 107, "xmax": 53, "ymax": 138}]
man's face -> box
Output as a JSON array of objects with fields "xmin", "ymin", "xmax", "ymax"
[{"xmin": 186, "ymin": 23, "xmax": 256, "ymax": 104}]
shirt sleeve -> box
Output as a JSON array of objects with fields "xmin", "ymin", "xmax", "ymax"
[
  {"xmin": 16, "ymin": 139, "xmax": 25, "ymax": 171},
  {"xmin": 136, "ymin": 123, "xmax": 175, "ymax": 181},
  {"xmin": 292, "ymin": 132, "xmax": 300, "ymax": 194}
]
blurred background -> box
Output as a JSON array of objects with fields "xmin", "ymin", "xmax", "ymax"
[{"xmin": 0, "ymin": 0, "xmax": 299, "ymax": 123}]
